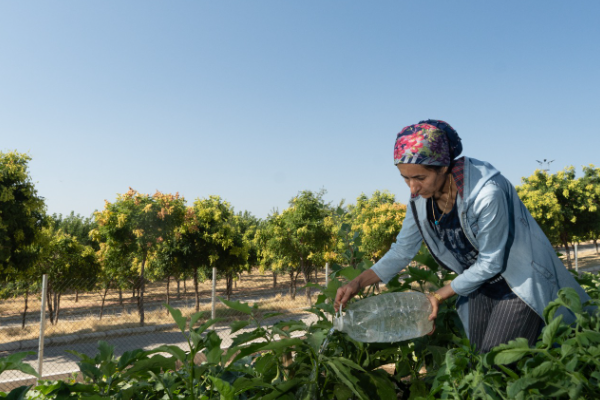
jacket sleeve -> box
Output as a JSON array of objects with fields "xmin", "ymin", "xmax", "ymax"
[
  {"xmin": 370, "ymin": 202, "xmax": 423, "ymax": 284},
  {"xmin": 450, "ymin": 180, "xmax": 510, "ymax": 296}
]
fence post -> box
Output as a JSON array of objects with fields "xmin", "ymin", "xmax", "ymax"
[
  {"xmin": 38, "ymin": 274, "xmax": 48, "ymax": 382},
  {"xmin": 211, "ymin": 267, "xmax": 217, "ymax": 319},
  {"xmin": 575, "ymin": 243, "xmax": 578, "ymax": 272},
  {"xmin": 325, "ymin": 263, "xmax": 329, "ymax": 287}
]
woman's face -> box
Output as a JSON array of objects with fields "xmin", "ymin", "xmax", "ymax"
[{"xmin": 397, "ymin": 164, "xmax": 448, "ymax": 199}]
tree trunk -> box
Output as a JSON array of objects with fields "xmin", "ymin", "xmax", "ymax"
[
  {"xmin": 594, "ymin": 239, "xmax": 599, "ymax": 254},
  {"xmin": 562, "ymin": 234, "xmax": 572, "ymax": 269},
  {"xmin": 194, "ymin": 269, "xmax": 200, "ymax": 312},
  {"xmin": 301, "ymin": 263, "xmax": 312, "ymax": 306},
  {"xmin": 46, "ymin": 286, "xmax": 55, "ymax": 325},
  {"xmin": 289, "ymin": 271, "xmax": 296, "ymax": 300},
  {"xmin": 272, "ymin": 272, "xmax": 277, "ymax": 288},
  {"xmin": 75, "ymin": 290, "xmax": 79, "ymax": 303},
  {"xmin": 99, "ymin": 280, "xmax": 112, "ymax": 320},
  {"xmin": 21, "ymin": 288, "xmax": 28, "ymax": 329},
  {"xmin": 226, "ymin": 272, "xmax": 233, "ymax": 301},
  {"xmin": 176, "ymin": 278, "xmax": 181, "ymax": 299},
  {"xmin": 184, "ymin": 279, "xmax": 187, "ymax": 294},
  {"xmin": 55, "ymin": 293, "xmax": 61, "ymax": 325},
  {"xmin": 118, "ymin": 288, "xmax": 123, "ymax": 306},
  {"xmin": 166, "ymin": 276, "xmax": 171, "ymax": 310},
  {"xmin": 138, "ymin": 255, "xmax": 147, "ymax": 326}
]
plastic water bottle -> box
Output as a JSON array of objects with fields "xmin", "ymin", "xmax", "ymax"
[{"xmin": 333, "ymin": 292, "xmax": 433, "ymax": 343}]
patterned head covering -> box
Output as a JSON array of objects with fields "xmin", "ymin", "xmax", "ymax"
[{"xmin": 393, "ymin": 123, "xmax": 451, "ymax": 166}]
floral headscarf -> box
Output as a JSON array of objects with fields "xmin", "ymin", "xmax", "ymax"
[{"xmin": 393, "ymin": 123, "xmax": 451, "ymax": 166}]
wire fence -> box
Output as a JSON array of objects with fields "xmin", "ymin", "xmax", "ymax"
[{"xmin": 0, "ymin": 267, "xmax": 328, "ymax": 391}]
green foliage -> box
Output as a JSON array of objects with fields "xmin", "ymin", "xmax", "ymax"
[
  {"xmin": 92, "ymin": 189, "xmax": 187, "ymax": 324},
  {"xmin": 0, "ymin": 151, "xmax": 46, "ymax": 280},
  {"xmin": 2, "ymin": 272, "xmax": 599, "ymax": 399},
  {"xmin": 255, "ymin": 190, "xmax": 333, "ymax": 301},
  {"xmin": 351, "ymin": 190, "xmax": 407, "ymax": 262},
  {"xmin": 517, "ymin": 165, "xmax": 600, "ymax": 267}
]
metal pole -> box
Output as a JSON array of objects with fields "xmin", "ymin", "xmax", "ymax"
[
  {"xmin": 575, "ymin": 243, "xmax": 578, "ymax": 272},
  {"xmin": 211, "ymin": 267, "xmax": 217, "ymax": 320},
  {"xmin": 325, "ymin": 263, "xmax": 329, "ymax": 287},
  {"xmin": 38, "ymin": 274, "xmax": 48, "ymax": 382}
]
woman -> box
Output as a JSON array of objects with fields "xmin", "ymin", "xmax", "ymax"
[{"xmin": 334, "ymin": 120, "xmax": 590, "ymax": 352}]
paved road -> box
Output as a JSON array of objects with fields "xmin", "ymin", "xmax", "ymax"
[{"xmin": 0, "ymin": 312, "xmax": 319, "ymax": 391}]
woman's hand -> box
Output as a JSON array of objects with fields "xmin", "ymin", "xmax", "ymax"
[
  {"xmin": 334, "ymin": 280, "xmax": 360, "ymax": 312},
  {"xmin": 425, "ymin": 285, "xmax": 456, "ymax": 334},
  {"xmin": 425, "ymin": 293, "xmax": 443, "ymax": 336},
  {"xmin": 334, "ymin": 269, "xmax": 382, "ymax": 312}
]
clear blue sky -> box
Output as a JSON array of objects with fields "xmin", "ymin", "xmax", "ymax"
[{"xmin": 2, "ymin": 1, "xmax": 599, "ymax": 219}]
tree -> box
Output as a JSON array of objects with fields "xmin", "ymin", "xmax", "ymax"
[
  {"xmin": 258, "ymin": 190, "xmax": 333, "ymax": 304},
  {"xmin": 92, "ymin": 188, "xmax": 186, "ymax": 325},
  {"xmin": 0, "ymin": 151, "xmax": 46, "ymax": 280},
  {"xmin": 52, "ymin": 212, "xmax": 98, "ymax": 250},
  {"xmin": 36, "ymin": 228, "xmax": 100, "ymax": 325},
  {"xmin": 351, "ymin": 190, "xmax": 407, "ymax": 262},
  {"xmin": 255, "ymin": 212, "xmax": 300, "ymax": 298},
  {"xmin": 516, "ymin": 166, "xmax": 597, "ymax": 268},
  {"xmin": 579, "ymin": 165, "xmax": 600, "ymax": 254}
]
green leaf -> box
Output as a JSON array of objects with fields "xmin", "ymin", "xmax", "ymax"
[
  {"xmin": 220, "ymin": 297, "xmax": 254, "ymax": 316},
  {"xmin": 79, "ymin": 362, "xmax": 103, "ymax": 381},
  {"xmin": 117, "ymin": 349, "xmax": 147, "ymax": 370},
  {"xmin": 190, "ymin": 310, "xmax": 207, "ymax": 329},
  {"xmin": 493, "ymin": 338, "xmax": 532, "ymax": 365},
  {"xmin": 306, "ymin": 330, "xmax": 327, "ymax": 354},
  {"xmin": 507, "ymin": 377, "xmax": 541, "ymax": 398},
  {"xmin": 408, "ymin": 379, "xmax": 429, "ymax": 399},
  {"xmin": 195, "ymin": 318, "xmax": 226, "ymax": 336},
  {"xmin": 126, "ymin": 354, "xmax": 177, "ymax": 375},
  {"xmin": 565, "ymin": 356, "xmax": 578, "ymax": 372},
  {"xmin": 97, "ymin": 341, "xmax": 115, "ymax": 363},
  {"xmin": 209, "ymin": 376, "xmax": 235, "ymax": 400},
  {"xmin": 0, "ymin": 352, "xmax": 38, "ymax": 378},
  {"xmin": 497, "ymin": 364, "xmax": 520, "ymax": 380},
  {"xmin": 230, "ymin": 320, "xmax": 252, "ymax": 334},
  {"xmin": 579, "ymin": 330, "xmax": 600, "ymax": 344},
  {"xmin": 334, "ymin": 357, "xmax": 366, "ymax": 372},
  {"xmin": 322, "ymin": 278, "xmax": 343, "ymax": 302},
  {"xmin": 333, "ymin": 383, "xmax": 354, "ymax": 400},
  {"xmin": 233, "ymin": 377, "xmax": 272, "ymax": 394},
  {"xmin": 531, "ymin": 361, "xmax": 554, "ymax": 378},
  {"xmin": 326, "ymin": 360, "xmax": 367, "ymax": 400},
  {"xmin": 428, "ymin": 345, "xmax": 448, "ymax": 367},
  {"xmin": 259, "ymin": 378, "xmax": 300, "ymax": 400},
  {"xmin": 147, "ymin": 345, "xmax": 187, "ymax": 363},
  {"xmin": 4, "ymin": 385, "xmax": 31, "ymax": 400},
  {"xmin": 558, "ymin": 288, "xmax": 582, "ymax": 314},
  {"xmin": 338, "ymin": 267, "xmax": 362, "ymax": 282},
  {"xmin": 561, "ymin": 344, "xmax": 575, "ymax": 358},
  {"xmin": 230, "ymin": 330, "xmax": 266, "ymax": 348},
  {"xmin": 368, "ymin": 370, "xmax": 397, "ymax": 400},
  {"xmin": 542, "ymin": 314, "xmax": 563, "ymax": 346},
  {"xmin": 165, "ymin": 304, "xmax": 187, "ymax": 332}
]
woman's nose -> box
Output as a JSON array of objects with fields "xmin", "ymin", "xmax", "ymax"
[{"xmin": 408, "ymin": 180, "xmax": 419, "ymax": 195}]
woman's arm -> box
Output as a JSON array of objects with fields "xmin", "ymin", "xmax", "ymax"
[
  {"xmin": 450, "ymin": 180, "xmax": 511, "ymax": 296},
  {"xmin": 334, "ymin": 203, "xmax": 423, "ymax": 311}
]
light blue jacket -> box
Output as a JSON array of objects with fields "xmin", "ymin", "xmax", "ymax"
[{"xmin": 371, "ymin": 157, "xmax": 590, "ymax": 337}]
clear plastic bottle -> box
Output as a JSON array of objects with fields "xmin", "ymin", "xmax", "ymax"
[{"xmin": 333, "ymin": 292, "xmax": 433, "ymax": 343}]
